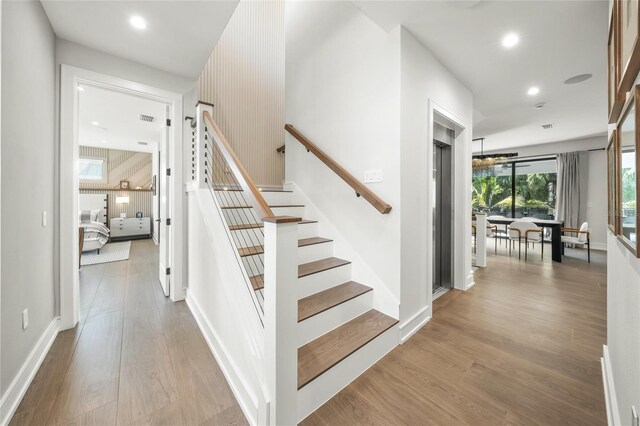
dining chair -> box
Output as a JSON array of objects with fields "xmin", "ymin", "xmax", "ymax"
[
  {"xmin": 508, "ymin": 220, "xmax": 544, "ymax": 260},
  {"xmin": 561, "ymin": 222, "xmax": 591, "ymax": 263}
]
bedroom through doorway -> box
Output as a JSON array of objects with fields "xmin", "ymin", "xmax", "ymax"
[{"xmin": 72, "ymin": 80, "xmax": 174, "ymax": 327}]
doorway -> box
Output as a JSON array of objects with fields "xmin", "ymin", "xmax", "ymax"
[
  {"xmin": 60, "ymin": 66, "xmax": 184, "ymax": 330},
  {"xmin": 432, "ymin": 121, "xmax": 455, "ymax": 298}
]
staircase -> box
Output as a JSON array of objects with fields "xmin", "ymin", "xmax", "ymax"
[
  {"xmin": 194, "ymin": 103, "xmax": 398, "ymax": 423},
  {"xmin": 217, "ymin": 187, "xmax": 398, "ymax": 420}
]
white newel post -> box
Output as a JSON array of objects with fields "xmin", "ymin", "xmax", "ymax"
[
  {"xmin": 263, "ymin": 216, "xmax": 300, "ymax": 425},
  {"xmin": 196, "ymin": 101, "xmax": 214, "ymax": 189},
  {"xmin": 476, "ymin": 213, "xmax": 487, "ymax": 267}
]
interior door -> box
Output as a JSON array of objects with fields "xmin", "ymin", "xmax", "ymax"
[{"xmin": 158, "ymin": 113, "xmax": 171, "ymax": 297}]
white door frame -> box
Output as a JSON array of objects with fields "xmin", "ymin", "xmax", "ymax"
[
  {"xmin": 59, "ymin": 65, "xmax": 185, "ymax": 330},
  {"xmin": 426, "ymin": 100, "xmax": 473, "ymax": 310}
]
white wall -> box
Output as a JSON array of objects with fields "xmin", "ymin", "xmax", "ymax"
[
  {"xmin": 484, "ymin": 135, "xmax": 608, "ymax": 250},
  {"xmin": 285, "ymin": 1, "xmax": 402, "ymax": 315},
  {"xmin": 1, "ymin": 0, "xmax": 56, "ymax": 395},
  {"xmin": 399, "ymin": 27, "xmax": 473, "ymax": 331}
]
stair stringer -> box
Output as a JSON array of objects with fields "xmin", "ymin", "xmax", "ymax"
[
  {"xmin": 285, "ymin": 182, "xmax": 399, "ymax": 319},
  {"xmin": 186, "ymin": 188, "xmax": 269, "ymax": 425}
]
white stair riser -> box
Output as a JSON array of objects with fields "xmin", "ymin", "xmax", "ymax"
[
  {"xmin": 222, "ymin": 210, "xmax": 260, "ymax": 225},
  {"xmin": 297, "ymin": 222, "xmax": 318, "ymax": 239},
  {"xmin": 298, "ymin": 241, "xmax": 333, "ymax": 263},
  {"xmin": 270, "ymin": 206, "xmax": 306, "ymax": 217},
  {"xmin": 298, "ymin": 291, "xmax": 373, "ymax": 347},
  {"xmin": 230, "ymin": 223, "xmax": 317, "ymax": 248},
  {"xmin": 297, "ymin": 326, "xmax": 399, "ymax": 422},
  {"xmin": 231, "ymin": 230, "xmax": 263, "ymax": 248},
  {"xmin": 214, "ymin": 192, "xmax": 251, "ymax": 207},
  {"xmin": 261, "ymin": 191, "xmax": 295, "ymax": 205},
  {"xmin": 298, "ymin": 264, "xmax": 352, "ymax": 298},
  {"xmin": 242, "ymin": 256, "xmax": 264, "ymax": 277}
]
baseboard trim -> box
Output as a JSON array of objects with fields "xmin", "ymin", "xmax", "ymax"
[
  {"xmin": 601, "ymin": 345, "xmax": 621, "ymax": 426},
  {"xmin": 0, "ymin": 317, "xmax": 60, "ymax": 426},
  {"xmin": 591, "ymin": 243, "xmax": 607, "ymax": 251},
  {"xmin": 185, "ymin": 293, "xmax": 259, "ymax": 426},
  {"xmin": 465, "ymin": 273, "xmax": 475, "ymax": 290},
  {"xmin": 399, "ymin": 306, "xmax": 431, "ymax": 344}
]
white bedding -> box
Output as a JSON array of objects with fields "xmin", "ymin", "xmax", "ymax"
[{"xmin": 80, "ymin": 221, "xmax": 110, "ymax": 252}]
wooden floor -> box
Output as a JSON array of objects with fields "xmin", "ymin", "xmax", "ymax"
[
  {"xmin": 303, "ymin": 245, "xmax": 607, "ymax": 425},
  {"xmin": 10, "ymin": 240, "xmax": 247, "ymax": 426}
]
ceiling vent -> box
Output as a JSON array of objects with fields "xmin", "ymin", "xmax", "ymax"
[
  {"xmin": 541, "ymin": 123, "xmax": 554, "ymax": 130},
  {"xmin": 139, "ymin": 114, "xmax": 154, "ymax": 123},
  {"xmin": 137, "ymin": 141, "xmax": 149, "ymax": 146}
]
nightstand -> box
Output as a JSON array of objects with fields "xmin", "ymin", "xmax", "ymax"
[{"xmin": 110, "ymin": 217, "xmax": 151, "ymax": 241}]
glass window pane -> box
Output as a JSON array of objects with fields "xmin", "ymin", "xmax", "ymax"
[
  {"xmin": 472, "ymin": 164, "xmax": 513, "ymax": 218},
  {"xmin": 78, "ymin": 158, "xmax": 105, "ymax": 181},
  {"xmin": 620, "ymin": 105, "xmax": 637, "ymax": 246},
  {"xmin": 514, "ymin": 159, "xmax": 557, "ymax": 220}
]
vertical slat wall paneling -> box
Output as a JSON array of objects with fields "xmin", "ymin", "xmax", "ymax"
[
  {"xmin": 79, "ymin": 189, "xmax": 153, "ymax": 224},
  {"xmin": 197, "ymin": 0, "xmax": 285, "ymax": 187}
]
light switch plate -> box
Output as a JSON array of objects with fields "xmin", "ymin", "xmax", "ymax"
[
  {"xmin": 364, "ymin": 169, "xmax": 383, "ymax": 183},
  {"xmin": 22, "ymin": 309, "xmax": 29, "ymax": 330}
]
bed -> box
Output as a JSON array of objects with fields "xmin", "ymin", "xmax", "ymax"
[{"xmin": 79, "ymin": 193, "xmax": 110, "ymax": 253}]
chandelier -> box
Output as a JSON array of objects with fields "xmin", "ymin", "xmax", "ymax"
[{"xmin": 472, "ymin": 138, "xmax": 515, "ymax": 171}]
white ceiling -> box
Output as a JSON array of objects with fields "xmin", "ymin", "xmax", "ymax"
[
  {"xmin": 355, "ymin": 0, "xmax": 608, "ymax": 151},
  {"xmin": 41, "ymin": 0, "xmax": 239, "ymax": 78},
  {"xmin": 79, "ymin": 85, "xmax": 166, "ymax": 153}
]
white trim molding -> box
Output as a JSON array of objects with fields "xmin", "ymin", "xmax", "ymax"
[
  {"xmin": 59, "ymin": 65, "xmax": 185, "ymax": 330},
  {"xmin": 186, "ymin": 294, "xmax": 259, "ymax": 426},
  {"xmin": 399, "ymin": 306, "xmax": 431, "ymax": 344},
  {"xmin": 601, "ymin": 345, "xmax": 621, "ymax": 426},
  {"xmin": 0, "ymin": 318, "xmax": 60, "ymax": 426}
]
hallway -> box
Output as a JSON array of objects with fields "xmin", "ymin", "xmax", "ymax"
[
  {"xmin": 303, "ymin": 247, "xmax": 607, "ymax": 425},
  {"xmin": 10, "ymin": 240, "xmax": 247, "ymax": 426}
]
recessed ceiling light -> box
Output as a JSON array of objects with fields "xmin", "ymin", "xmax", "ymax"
[
  {"xmin": 129, "ymin": 16, "xmax": 147, "ymax": 30},
  {"xmin": 502, "ymin": 33, "xmax": 519, "ymax": 49},
  {"xmin": 78, "ymin": 86, "xmax": 85, "ymax": 92},
  {"xmin": 527, "ymin": 87, "xmax": 540, "ymax": 96},
  {"xmin": 91, "ymin": 121, "xmax": 99, "ymax": 126},
  {"xmin": 564, "ymin": 73, "xmax": 593, "ymax": 84}
]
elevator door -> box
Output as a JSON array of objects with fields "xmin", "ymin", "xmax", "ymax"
[{"xmin": 433, "ymin": 125, "xmax": 454, "ymax": 296}]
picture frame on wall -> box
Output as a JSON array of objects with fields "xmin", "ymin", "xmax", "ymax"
[
  {"xmin": 610, "ymin": 1, "xmax": 625, "ymax": 123},
  {"xmin": 120, "ymin": 180, "xmax": 130, "ymax": 189},
  {"xmin": 607, "ymin": 129, "xmax": 620, "ymax": 233},
  {"xmin": 616, "ymin": 0, "xmax": 640, "ymax": 97},
  {"xmin": 616, "ymin": 84, "xmax": 640, "ymax": 258}
]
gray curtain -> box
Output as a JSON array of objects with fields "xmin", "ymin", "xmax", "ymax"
[{"xmin": 555, "ymin": 151, "xmax": 589, "ymax": 228}]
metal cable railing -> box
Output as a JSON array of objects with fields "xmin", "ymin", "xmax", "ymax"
[{"xmin": 203, "ymin": 124, "xmax": 267, "ymax": 317}]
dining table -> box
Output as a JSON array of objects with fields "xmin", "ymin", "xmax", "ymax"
[{"xmin": 487, "ymin": 217, "xmax": 564, "ymax": 263}]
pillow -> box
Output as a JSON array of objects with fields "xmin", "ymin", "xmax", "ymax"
[
  {"xmin": 90, "ymin": 209, "xmax": 102, "ymax": 222},
  {"xmin": 79, "ymin": 210, "xmax": 92, "ymax": 223}
]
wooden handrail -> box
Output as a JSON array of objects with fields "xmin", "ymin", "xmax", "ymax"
[
  {"xmin": 284, "ymin": 124, "xmax": 392, "ymax": 214},
  {"xmin": 203, "ymin": 111, "xmax": 274, "ymax": 219}
]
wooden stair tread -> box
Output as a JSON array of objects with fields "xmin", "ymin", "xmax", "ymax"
[
  {"xmin": 249, "ymin": 275, "xmax": 264, "ymax": 291},
  {"xmin": 298, "ymin": 281, "xmax": 372, "ymax": 322},
  {"xmin": 298, "ymin": 237, "xmax": 332, "ymax": 247},
  {"xmin": 297, "ymin": 310, "xmax": 398, "ymax": 389},
  {"xmin": 238, "ymin": 245, "xmax": 263, "ymax": 257},
  {"xmin": 229, "ymin": 223, "xmax": 263, "ymax": 231},
  {"xmin": 229, "ymin": 219, "xmax": 317, "ymax": 231},
  {"xmin": 298, "ymin": 257, "xmax": 350, "ymax": 278}
]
